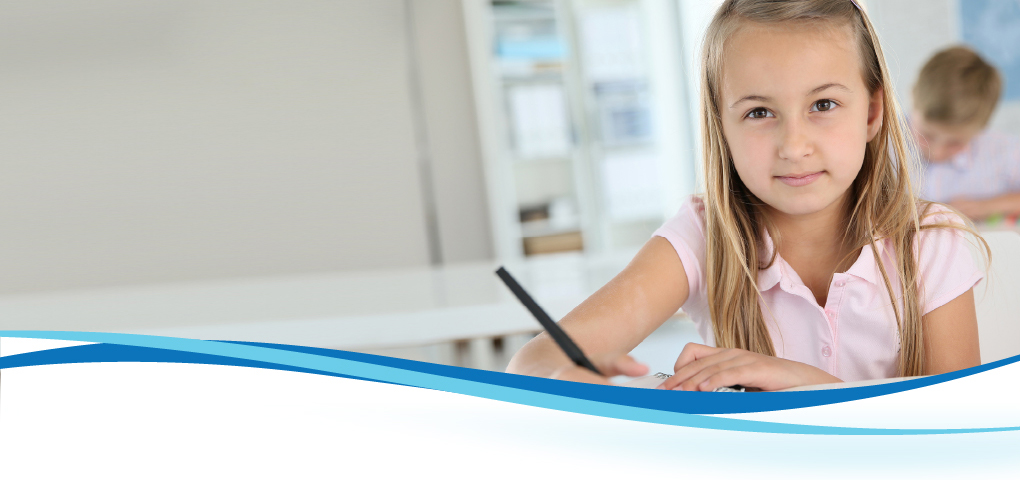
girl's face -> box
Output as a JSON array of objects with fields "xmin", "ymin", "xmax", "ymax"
[{"xmin": 719, "ymin": 22, "xmax": 884, "ymax": 219}]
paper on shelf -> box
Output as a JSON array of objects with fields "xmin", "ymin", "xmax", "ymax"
[{"xmin": 509, "ymin": 84, "xmax": 572, "ymax": 159}]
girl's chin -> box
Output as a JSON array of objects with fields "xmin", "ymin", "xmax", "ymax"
[{"xmin": 765, "ymin": 195, "xmax": 841, "ymax": 217}]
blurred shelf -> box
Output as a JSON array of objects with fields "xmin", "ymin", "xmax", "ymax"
[
  {"xmin": 498, "ymin": 72, "xmax": 565, "ymax": 84},
  {"xmin": 510, "ymin": 156, "xmax": 575, "ymax": 166},
  {"xmin": 492, "ymin": 2, "xmax": 557, "ymax": 23},
  {"xmin": 465, "ymin": 0, "xmax": 694, "ymax": 260},
  {"xmin": 607, "ymin": 213, "xmax": 663, "ymax": 224},
  {"xmin": 597, "ymin": 140, "xmax": 656, "ymax": 152},
  {"xmin": 519, "ymin": 219, "xmax": 581, "ymax": 238}
]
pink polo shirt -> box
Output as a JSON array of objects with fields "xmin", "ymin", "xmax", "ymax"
[{"xmin": 653, "ymin": 196, "xmax": 984, "ymax": 382}]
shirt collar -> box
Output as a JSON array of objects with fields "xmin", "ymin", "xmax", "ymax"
[
  {"xmin": 844, "ymin": 243, "xmax": 879, "ymax": 285},
  {"xmin": 755, "ymin": 228, "xmax": 880, "ymax": 292},
  {"xmin": 757, "ymin": 232, "xmax": 783, "ymax": 291}
]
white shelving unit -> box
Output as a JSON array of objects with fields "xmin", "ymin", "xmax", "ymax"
[{"xmin": 463, "ymin": 0, "xmax": 697, "ymax": 261}]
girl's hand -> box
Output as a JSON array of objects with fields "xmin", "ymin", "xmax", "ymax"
[
  {"xmin": 550, "ymin": 354, "xmax": 649, "ymax": 386},
  {"xmin": 658, "ymin": 343, "xmax": 841, "ymax": 392}
]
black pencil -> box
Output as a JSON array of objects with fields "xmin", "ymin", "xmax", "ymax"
[{"xmin": 495, "ymin": 266, "xmax": 602, "ymax": 376}]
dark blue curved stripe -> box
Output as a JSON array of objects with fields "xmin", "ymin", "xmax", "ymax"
[
  {"xmin": 0, "ymin": 343, "xmax": 412, "ymax": 389},
  {"xmin": 218, "ymin": 339, "xmax": 1020, "ymax": 414},
  {"xmin": 7, "ymin": 337, "xmax": 1015, "ymax": 415}
]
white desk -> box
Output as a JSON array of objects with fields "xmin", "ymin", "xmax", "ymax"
[{"xmin": 0, "ymin": 249, "xmax": 691, "ymax": 368}]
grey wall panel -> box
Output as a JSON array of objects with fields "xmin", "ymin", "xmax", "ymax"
[
  {"xmin": 0, "ymin": 1, "xmax": 433, "ymax": 292},
  {"xmin": 410, "ymin": 0, "xmax": 495, "ymax": 263}
]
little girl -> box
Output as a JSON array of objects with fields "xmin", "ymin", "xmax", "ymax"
[{"xmin": 507, "ymin": 0, "xmax": 989, "ymax": 391}]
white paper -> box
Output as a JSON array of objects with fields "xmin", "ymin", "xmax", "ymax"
[
  {"xmin": 620, "ymin": 372, "xmax": 670, "ymax": 389},
  {"xmin": 509, "ymin": 84, "xmax": 572, "ymax": 159}
]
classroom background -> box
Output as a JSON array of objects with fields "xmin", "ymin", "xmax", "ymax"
[{"xmin": 2, "ymin": 0, "xmax": 1019, "ymax": 374}]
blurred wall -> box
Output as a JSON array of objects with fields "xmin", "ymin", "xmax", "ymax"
[
  {"xmin": 0, "ymin": 0, "xmax": 492, "ymax": 294},
  {"xmin": 410, "ymin": 0, "xmax": 494, "ymax": 264}
]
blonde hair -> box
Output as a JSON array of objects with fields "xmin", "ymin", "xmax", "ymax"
[
  {"xmin": 913, "ymin": 45, "xmax": 1002, "ymax": 128},
  {"xmin": 698, "ymin": 0, "xmax": 988, "ymax": 376}
]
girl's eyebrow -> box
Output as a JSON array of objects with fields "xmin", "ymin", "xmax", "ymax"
[{"xmin": 727, "ymin": 83, "xmax": 852, "ymax": 109}]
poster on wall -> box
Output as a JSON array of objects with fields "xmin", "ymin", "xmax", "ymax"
[{"xmin": 960, "ymin": 0, "xmax": 1020, "ymax": 100}]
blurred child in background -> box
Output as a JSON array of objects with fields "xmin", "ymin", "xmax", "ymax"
[{"xmin": 912, "ymin": 45, "xmax": 1020, "ymax": 222}]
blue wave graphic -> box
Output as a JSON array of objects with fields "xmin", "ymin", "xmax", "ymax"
[{"xmin": 2, "ymin": 330, "xmax": 1018, "ymax": 435}]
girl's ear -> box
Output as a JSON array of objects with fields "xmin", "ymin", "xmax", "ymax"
[{"xmin": 866, "ymin": 87, "xmax": 884, "ymax": 142}]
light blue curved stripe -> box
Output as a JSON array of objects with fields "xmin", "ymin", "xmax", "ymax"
[{"xmin": 2, "ymin": 330, "xmax": 1016, "ymax": 436}]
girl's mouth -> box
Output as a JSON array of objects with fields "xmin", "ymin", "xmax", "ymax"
[{"xmin": 776, "ymin": 171, "xmax": 824, "ymax": 187}]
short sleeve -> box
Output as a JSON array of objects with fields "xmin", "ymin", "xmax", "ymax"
[
  {"xmin": 916, "ymin": 205, "xmax": 985, "ymax": 315},
  {"xmin": 652, "ymin": 196, "xmax": 708, "ymax": 297}
]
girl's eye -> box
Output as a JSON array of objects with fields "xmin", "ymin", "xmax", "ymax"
[
  {"xmin": 811, "ymin": 99, "xmax": 837, "ymax": 112},
  {"xmin": 746, "ymin": 107, "xmax": 772, "ymax": 120}
]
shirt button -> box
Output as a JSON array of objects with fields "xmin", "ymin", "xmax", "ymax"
[
  {"xmin": 822, "ymin": 346, "xmax": 832, "ymax": 357},
  {"xmin": 825, "ymin": 309, "xmax": 836, "ymax": 319},
  {"xmin": 835, "ymin": 280, "xmax": 846, "ymax": 287}
]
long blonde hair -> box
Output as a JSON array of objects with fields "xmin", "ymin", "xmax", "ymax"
[{"xmin": 699, "ymin": 0, "xmax": 988, "ymax": 376}]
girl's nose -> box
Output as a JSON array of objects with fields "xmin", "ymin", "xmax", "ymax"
[{"xmin": 778, "ymin": 119, "xmax": 813, "ymax": 160}]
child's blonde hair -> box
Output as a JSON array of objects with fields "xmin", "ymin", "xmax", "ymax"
[
  {"xmin": 698, "ymin": 0, "xmax": 988, "ymax": 376},
  {"xmin": 913, "ymin": 45, "xmax": 1002, "ymax": 128}
]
